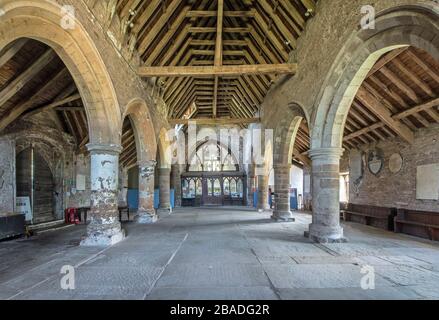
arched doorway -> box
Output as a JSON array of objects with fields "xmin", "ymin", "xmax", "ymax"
[{"xmin": 16, "ymin": 147, "xmax": 55, "ymax": 224}]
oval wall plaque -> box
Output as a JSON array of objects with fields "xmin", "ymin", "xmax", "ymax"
[{"xmin": 389, "ymin": 153, "xmax": 403, "ymax": 174}]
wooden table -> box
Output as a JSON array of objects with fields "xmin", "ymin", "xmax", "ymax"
[{"xmin": 77, "ymin": 207, "xmax": 90, "ymax": 224}]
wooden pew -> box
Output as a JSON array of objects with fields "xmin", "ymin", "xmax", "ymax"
[
  {"xmin": 394, "ymin": 208, "xmax": 439, "ymax": 241},
  {"xmin": 341, "ymin": 203, "xmax": 397, "ymax": 231}
]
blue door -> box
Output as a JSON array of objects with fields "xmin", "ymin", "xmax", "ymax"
[
  {"xmin": 127, "ymin": 189, "xmax": 139, "ymax": 210},
  {"xmin": 154, "ymin": 189, "xmax": 160, "ymax": 209}
]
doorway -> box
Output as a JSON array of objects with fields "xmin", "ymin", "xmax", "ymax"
[{"xmin": 16, "ymin": 147, "xmax": 55, "ymax": 224}]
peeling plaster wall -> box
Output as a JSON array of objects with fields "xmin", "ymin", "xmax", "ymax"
[
  {"xmin": 118, "ymin": 166, "xmax": 128, "ymax": 206},
  {"xmin": 0, "ymin": 119, "xmax": 75, "ymax": 219},
  {"xmin": 67, "ymin": 154, "xmax": 128, "ymax": 209},
  {"xmin": 67, "ymin": 153, "xmax": 91, "ymax": 208},
  {"xmin": 0, "ymin": 117, "xmax": 128, "ymax": 217},
  {"xmin": 0, "ymin": 137, "xmax": 15, "ymax": 213}
]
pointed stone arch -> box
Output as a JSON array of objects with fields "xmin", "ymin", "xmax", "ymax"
[
  {"xmin": 0, "ymin": 0, "xmax": 122, "ymax": 145},
  {"xmin": 122, "ymin": 98, "xmax": 157, "ymax": 164},
  {"xmin": 311, "ymin": 4, "xmax": 439, "ymax": 150}
]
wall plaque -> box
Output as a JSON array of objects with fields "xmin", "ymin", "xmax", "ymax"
[
  {"xmin": 389, "ymin": 153, "xmax": 403, "ymax": 174},
  {"xmin": 368, "ymin": 149, "xmax": 384, "ymax": 175},
  {"xmin": 416, "ymin": 164, "xmax": 439, "ymax": 200}
]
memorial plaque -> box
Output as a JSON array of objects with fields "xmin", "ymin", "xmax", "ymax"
[
  {"xmin": 368, "ymin": 149, "xmax": 384, "ymax": 175},
  {"xmin": 389, "ymin": 153, "xmax": 403, "ymax": 174}
]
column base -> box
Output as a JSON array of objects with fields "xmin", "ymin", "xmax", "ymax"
[
  {"xmin": 135, "ymin": 212, "xmax": 158, "ymax": 224},
  {"xmin": 271, "ymin": 211, "xmax": 295, "ymax": 222},
  {"xmin": 80, "ymin": 229, "xmax": 125, "ymax": 246},
  {"xmin": 304, "ymin": 223, "xmax": 347, "ymax": 243}
]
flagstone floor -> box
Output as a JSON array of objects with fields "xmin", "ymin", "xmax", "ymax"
[{"xmin": 1, "ymin": 207, "xmax": 439, "ymax": 300}]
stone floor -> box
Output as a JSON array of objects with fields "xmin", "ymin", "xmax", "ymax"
[{"xmin": 1, "ymin": 207, "xmax": 439, "ymax": 300}]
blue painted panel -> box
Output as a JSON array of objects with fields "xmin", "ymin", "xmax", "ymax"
[
  {"xmin": 127, "ymin": 189, "xmax": 139, "ymax": 209},
  {"xmin": 154, "ymin": 189, "xmax": 160, "ymax": 209},
  {"xmin": 290, "ymin": 188, "xmax": 298, "ymax": 210},
  {"xmin": 170, "ymin": 189, "xmax": 175, "ymax": 209},
  {"xmin": 253, "ymin": 191, "xmax": 258, "ymax": 208}
]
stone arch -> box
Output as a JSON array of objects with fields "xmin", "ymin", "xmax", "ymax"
[
  {"xmin": 157, "ymin": 127, "xmax": 176, "ymax": 169},
  {"xmin": 122, "ymin": 98, "xmax": 157, "ymax": 164},
  {"xmin": 186, "ymin": 139, "xmax": 242, "ymax": 172},
  {"xmin": 0, "ymin": 0, "xmax": 122, "ymax": 145},
  {"xmin": 311, "ymin": 4, "xmax": 439, "ymax": 150},
  {"xmin": 273, "ymin": 102, "xmax": 309, "ymax": 165}
]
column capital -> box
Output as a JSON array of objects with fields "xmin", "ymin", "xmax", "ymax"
[
  {"xmin": 273, "ymin": 164, "xmax": 292, "ymax": 170},
  {"xmin": 87, "ymin": 143, "xmax": 122, "ymax": 155},
  {"xmin": 138, "ymin": 159, "xmax": 157, "ymax": 169},
  {"xmin": 308, "ymin": 147, "xmax": 344, "ymax": 160}
]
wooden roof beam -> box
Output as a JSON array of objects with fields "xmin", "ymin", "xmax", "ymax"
[
  {"xmin": 0, "ymin": 68, "xmax": 69, "ymax": 131},
  {"xmin": 212, "ymin": 0, "xmax": 224, "ymax": 118},
  {"xmin": 139, "ymin": 64, "xmax": 297, "ymax": 77},
  {"xmin": 168, "ymin": 117, "xmax": 260, "ymax": 126},
  {"xmin": 0, "ymin": 39, "xmax": 28, "ymax": 69},
  {"xmin": 23, "ymin": 93, "xmax": 81, "ymax": 119},
  {"xmin": 0, "ymin": 49, "xmax": 56, "ymax": 107},
  {"xmin": 186, "ymin": 9, "xmax": 256, "ymax": 18},
  {"xmin": 354, "ymin": 87, "xmax": 415, "ymax": 144},
  {"xmin": 189, "ymin": 27, "xmax": 251, "ymax": 33}
]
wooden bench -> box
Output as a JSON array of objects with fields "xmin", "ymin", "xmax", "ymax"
[
  {"xmin": 341, "ymin": 204, "xmax": 397, "ymax": 231},
  {"xmin": 394, "ymin": 208, "xmax": 439, "ymax": 241},
  {"xmin": 0, "ymin": 213, "xmax": 25, "ymax": 240}
]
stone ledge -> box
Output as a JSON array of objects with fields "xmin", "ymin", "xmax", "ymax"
[
  {"xmin": 304, "ymin": 230, "xmax": 348, "ymax": 243},
  {"xmin": 135, "ymin": 213, "xmax": 158, "ymax": 224},
  {"xmin": 271, "ymin": 211, "xmax": 295, "ymax": 222},
  {"xmin": 80, "ymin": 229, "xmax": 125, "ymax": 246}
]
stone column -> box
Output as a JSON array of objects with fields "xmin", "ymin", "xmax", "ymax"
[
  {"xmin": 136, "ymin": 160, "xmax": 157, "ymax": 223},
  {"xmin": 246, "ymin": 164, "xmax": 255, "ymax": 207},
  {"xmin": 256, "ymin": 172, "xmax": 269, "ymax": 211},
  {"xmin": 305, "ymin": 148, "xmax": 346, "ymax": 243},
  {"xmin": 81, "ymin": 144, "xmax": 125, "ymax": 246},
  {"xmin": 272, "ymin": 164, "xmax": 295, "ymax": 221},
  {"xmin": 171, "ymin": 164, "xmax": 182, "ymax": 207},
  {"xmin": 159, "ymin": 167, "xmax": 171, "ymax": 209}
]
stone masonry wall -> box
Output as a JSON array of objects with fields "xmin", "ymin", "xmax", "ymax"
[
  {"xmin": 348, "ymin": 125, "xmax": 439, "ymax": 212},
  {"xmin": 52, "ymin": 0, "xmax": 169, "ymax": 135},
  {"xmin": 262, "ymin": 0, "xmax": 434, "ymax": 133}
]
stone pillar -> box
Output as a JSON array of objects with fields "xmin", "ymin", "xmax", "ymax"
[
  {"xmin": 159, "ymin": 167, "xmax": 171, "ymax": 209},
  {"xmin": 171, "ymin": 164, "xmax": 182, "ymax": 207},
  {"xmin": 81, "ymin": 144, "xmax": 125, "ymax": 246},
  {"xmin": 305, "ymin": 148, "xmax": 346, "ymax": 243},
  {"xmin": 272, "ymin": 164, "xmax": 295, "ymax": 221},
  {"xmin": 136, "ymin": 160, "xmax": 157, "ymax": 223},
  {"xmin": 257, "ymin": 174, "xmax": 269, "ymax": 211},
  {"xmin": 246, "ymin": 164, "xmax": 255, "ymax": 207}
]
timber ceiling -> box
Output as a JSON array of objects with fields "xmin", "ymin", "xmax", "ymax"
[
  {"xmin": 293, "ymin": 46, "xmax": 439, "ymax": 167},
  {"xmin": 116, "ymin": 0, "xmax": 317, "ymax": 120},
  {"xmin": 342, "ymin": 46, "xmax": 439, "ymax": 150},
  {"xmin": 0, "ymin": 39, "xmax": 137, "ymax": 169}
]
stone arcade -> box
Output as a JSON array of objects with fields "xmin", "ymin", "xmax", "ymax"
[{"xmin": 0, "ymin": 0, "xmax": 439, "ymax": 300}]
